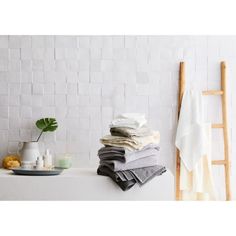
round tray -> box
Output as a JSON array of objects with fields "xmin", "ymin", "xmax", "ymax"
[{"xmin": 10, "ymin": 168, "xmax": 64, "ymax": 176}]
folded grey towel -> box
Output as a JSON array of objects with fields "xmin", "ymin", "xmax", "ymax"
[
  {"xmin": 97, "ymin": 165, "xmax": 166, "ymax": 191},
  {"xmin": 98, "ymin": 146, "xmax": 125, "ymax": 162},
  {"xmin": 100, "ymin": 154, "xmax": 160, "ymax": 171},
  {"xmin": 98, "ymin": 144, "xmax": 160, "ymax": 163},
  {"xmin": 110, "ymin": 126, "xmax": 152, "ymax": 138},
  {"xmin": 129, "ymin": 165, "xmax": 166, "ymax": 184}
]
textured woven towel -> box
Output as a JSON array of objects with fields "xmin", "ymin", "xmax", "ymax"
[{"xmin": 97, "ymin": 165, "xmax": 166, "ymax": 191}]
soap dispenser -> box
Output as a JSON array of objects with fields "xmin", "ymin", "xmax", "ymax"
[{"xmin": 43, "ymin": 149, "xmax": 53, "ymax": 169}]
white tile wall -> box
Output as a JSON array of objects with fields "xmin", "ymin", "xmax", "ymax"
[{"xmin": 0, "ymin": 35, "xmax": 236, "ymax": 200}]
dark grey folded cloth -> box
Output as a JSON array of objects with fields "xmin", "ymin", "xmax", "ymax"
[
  {"xmin": 98, "ymin": 144, "xmax": 160, "ymax": 163},
  {"xmin": 128, "ymin": 165, "xmax": 166, "ymax": 184},
  {"xmin": 97, "ymin": 165, "xmax": 136, "ymax": 191},
  {"xmin": 98, "ymin": 146, "xmax": 125, "ymax": 162},
  {"xmin": 97, "ymin": 165, "xmax": 166, "ymax": 191}
]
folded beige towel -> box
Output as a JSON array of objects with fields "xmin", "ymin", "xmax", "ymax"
[{"xmin": 100, "ymin": 131, "xmax": 160, "ymax": 151}]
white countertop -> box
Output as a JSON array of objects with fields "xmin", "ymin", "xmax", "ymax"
[{"xmin": 0, "ymin": 168, "xmax": 174, "ymax": 201}]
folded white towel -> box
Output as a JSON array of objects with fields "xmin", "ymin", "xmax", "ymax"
[{"xmin": 110, "ymin": 113, "xmax": 147, "ymax": 129}]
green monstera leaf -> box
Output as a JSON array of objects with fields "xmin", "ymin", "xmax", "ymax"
[{"xmin": 35, "ymin": 118, "xmax": 58, "ymax": 141}]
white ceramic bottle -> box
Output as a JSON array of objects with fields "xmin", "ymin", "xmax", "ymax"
[
  {"xmin": 36, "ymin": 156, "xmax": 44, "ymax": 170},
  {"xmin": 43, "ymin": 149, "xmax": 53, "ymax": 169}
]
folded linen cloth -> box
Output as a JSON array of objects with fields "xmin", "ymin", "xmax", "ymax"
[
  {"xmin": 100, "ymin": 131, "xmax": 160, "ymax": 151},
  {"xmin": 110, "ymin": 113, "xmax": 147, "ymax": 129},
  {"xmin": 110, "ymin": 126, "xmax": 152, "ymax": 138},
  {"xmin": 100, "ymin": 154, "xmax": 160, "ymax": 171},
  {"xmin": 97, "ymin": 165, "xmax": 166, "ymax": 191},
  {"xmin": 98, "ymin": 144, "xmax": 160, "ymax": 163}
]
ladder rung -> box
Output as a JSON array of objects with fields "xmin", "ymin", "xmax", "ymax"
[
  {"xmin": 212, "ymin": 160, "xmax": 226, "ymax": 165},
  {"xmin": 212, "ymin": 123, "xmax": 224, "ymax": 128},
  {"xmin": 202, "ymin": 90, "xmax": 224, "ymax": 95}
]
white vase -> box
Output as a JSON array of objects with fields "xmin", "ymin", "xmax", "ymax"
[{"xmin": 19, "ymin": 141, "xmax": 40, "ymax": 163}]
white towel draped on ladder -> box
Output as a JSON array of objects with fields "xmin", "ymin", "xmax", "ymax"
[{"xmin": 175, "ymin": 90, "xmax": 216, "ymax": 200}]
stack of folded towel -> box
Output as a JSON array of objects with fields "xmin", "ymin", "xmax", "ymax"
[{"xmin": 97, "ymin": 113, "xmax": 166, "ymax": 191}]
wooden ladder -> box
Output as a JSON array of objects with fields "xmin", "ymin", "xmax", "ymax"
[{"xmin": 176, "ymin": 61, "xmax": 231, "ymax": 201}]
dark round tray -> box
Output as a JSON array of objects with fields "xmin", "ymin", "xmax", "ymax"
[{"xmin": 10, "ymin": 168, "xmax": 64, "ymax": 176}]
